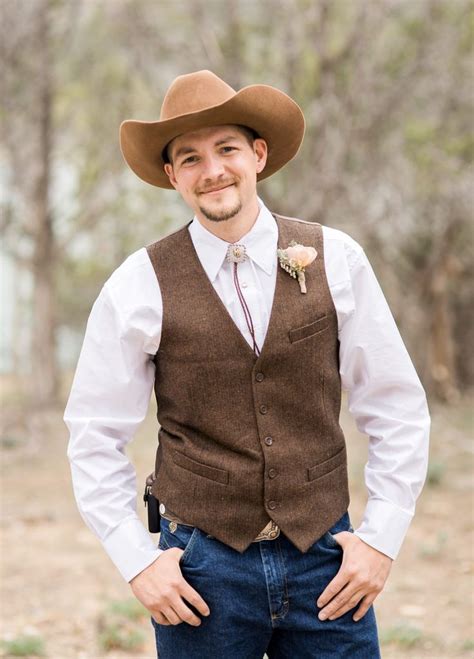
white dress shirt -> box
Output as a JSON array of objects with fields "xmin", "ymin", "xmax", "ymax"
[{"xmin": 64, "ymin": 200, "xmax": 430, "ymax": 583}]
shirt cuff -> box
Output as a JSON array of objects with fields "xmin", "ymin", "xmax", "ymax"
[
  {"xmin": 353, "ymin": 497, "xmax": 414, "ymax": 560},
  {"xmin": 102, "ymin": 516, "xmax": 164, "ymax": 583}
]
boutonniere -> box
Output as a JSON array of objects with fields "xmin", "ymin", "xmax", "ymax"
[{"xmin": 277, "ymin": 241, "xmax": 317, "ymax": 294}]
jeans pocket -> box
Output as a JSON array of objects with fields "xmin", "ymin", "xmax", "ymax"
[
  {"xmin": 322, "ymin": 511, "xmax": 354, "ymax": 549},
  {"xmin": 158, "ymin": 517, "xmax": 200, "ymax": 566}
]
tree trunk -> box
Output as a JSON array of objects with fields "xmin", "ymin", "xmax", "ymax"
[
  {"xmin": 30, "ymin": 3, "xmax": 59, "ymax": 408},
  {"xmin": 428, "ymin": 257, "xmax": 459, "ymax": 403},
  {"xmin": 423, "ymin": 218, "xmax": 461, "ymax": 403}
]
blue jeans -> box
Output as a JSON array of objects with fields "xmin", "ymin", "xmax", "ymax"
[{"xmin": 151, "ymin": 511, "xmax": 381, "ymax": 658}]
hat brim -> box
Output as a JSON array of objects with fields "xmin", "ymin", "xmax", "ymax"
[{"xmin": 119, "ymin": 85, "xmax": 305, "ymax": 189}]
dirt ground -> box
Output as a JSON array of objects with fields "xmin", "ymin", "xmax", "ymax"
[{"xmin": 1, "ymin": 375, "xmax": 473, "ymax": 658}]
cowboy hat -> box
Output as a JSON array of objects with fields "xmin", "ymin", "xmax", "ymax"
[{"xmin": 119, "ymin": 70, "xmax": 305, "ymax": 189}]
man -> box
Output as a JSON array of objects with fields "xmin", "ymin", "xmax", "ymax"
[{"xmin": 65, "ymin": 70, "xmax": 430, "ymax": 657}]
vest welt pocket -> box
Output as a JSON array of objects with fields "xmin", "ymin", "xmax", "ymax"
[
  {"xmin": 288, "ymin": 314, "xmax": 329, "ymax": 343},
  {"xmin": 172, "ymin": 450, "xmax": 229, "ymax": 485},
  {"xmin": 306, "ymin": 446, "xmax": 346, "ymax": 482}
]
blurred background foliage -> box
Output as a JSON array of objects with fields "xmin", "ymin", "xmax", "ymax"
[{"xmin": 1, "ymin": 0, "xmax": 473, "ymax": 412}]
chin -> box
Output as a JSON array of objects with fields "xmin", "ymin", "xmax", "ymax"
[{"xmin": 199, "ymin": 201, "xmax": 243, "ymax": 223}]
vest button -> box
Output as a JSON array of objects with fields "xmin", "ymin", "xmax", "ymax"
[
  {"xmin": 268, "ymin": 468, "xmax": 277, "ymax": 478},
  {"xmin": 259, "ymin": 404, "xmax": 268, "ymax": 414},
  {"xmin": 268, "ymin": 500, "xmax": 278, "ymax": 510},
  {"xmin": 264, "ymin": 436, "xmax": 273, "ymax": 446},
  {"xmin": 255, "ymin": 372, "xmax": 265, "ymax": 382}
]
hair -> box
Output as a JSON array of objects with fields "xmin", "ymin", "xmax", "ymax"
[{"xmin": 162, "ymin": 124, "xmax": 260, "ymax": 165}]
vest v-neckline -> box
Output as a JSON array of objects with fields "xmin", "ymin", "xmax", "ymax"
[{"xmin": 184, "ymin": 214, "xmax": 290, "ymax": 362}]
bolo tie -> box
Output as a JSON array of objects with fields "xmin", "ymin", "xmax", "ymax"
[{"xmin": 225, "ymin": 243, "xmax": 261, "ymax": 356}]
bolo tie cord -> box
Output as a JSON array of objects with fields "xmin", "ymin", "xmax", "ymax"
[{"xmin": 226, "ymin": 244, "xmax": 261, "ymax": 357}]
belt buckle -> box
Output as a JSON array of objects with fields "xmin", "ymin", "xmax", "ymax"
[{"xmin": 253, "ymin": 521, "xmax": 280, "ymax": 542}]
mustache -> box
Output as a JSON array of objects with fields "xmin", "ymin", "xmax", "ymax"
[{"xmin": 196, "ymin": 180, "xmax": 237, "ymax": 194}]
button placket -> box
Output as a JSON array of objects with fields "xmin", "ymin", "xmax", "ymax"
[{"xmin": 253, "ymin": 365, "xmax": 277, "ymax": 509}]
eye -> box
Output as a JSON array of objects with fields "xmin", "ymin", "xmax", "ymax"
[
  {"xmin": 220, "ymin": 146, "xmax": 236, "ymax": 153},
  {"xmin": 182, "ymin": 155, "xmax": 198, "ymax": 165}
]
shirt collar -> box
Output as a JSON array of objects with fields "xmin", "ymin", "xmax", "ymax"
[{"xmin": 188, "ymin": 198, "xmax": 278, "ymax": 283}]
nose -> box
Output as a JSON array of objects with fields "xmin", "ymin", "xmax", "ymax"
[{"xmin": 201, "ymin": 153, "xmax": 226, "ymax": 181}]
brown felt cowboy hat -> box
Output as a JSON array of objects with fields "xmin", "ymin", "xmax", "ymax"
[{"xmin": 119, "ymin": 70, "xmax": 305, "ymax": 189}]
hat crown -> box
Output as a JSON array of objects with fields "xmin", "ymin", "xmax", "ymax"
[{"xmin": 160, "ymin": 70, "xmax": 236, "ymax": 121}]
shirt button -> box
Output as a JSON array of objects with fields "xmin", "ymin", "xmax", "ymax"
[
  {"xmin": 159, "ymin": 504, "xmax": 166, "ymax": 514},
  {"xmin": 264, "ymin": 436, "xmax": 273, "ymax": 446},
  {"xmin": 259, "ymin": 404, "xmax": 268, "ymax": 414},
  {"xmin": 268, "ymin": 500, "xmax": 278, "ymax": 510},
  {"xmin": 268, "ymin": 468, "xmax": 277, "ymax": 478},
  {"xmin": 255, "ymin": 372, "xmax": 265, "ymax": 382},
  {"xmin": 241, "ymin": 282, "xmax": 248, "ymax": 288}
]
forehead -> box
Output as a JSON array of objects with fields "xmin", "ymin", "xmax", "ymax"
[{"xmin": 168, "ymin": 125, "xmax": 246, "ymax": 155}]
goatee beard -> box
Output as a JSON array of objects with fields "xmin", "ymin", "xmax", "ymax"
[{"xmin": 198, "ymin": 200, "xmax": 242, "ymax": 223}]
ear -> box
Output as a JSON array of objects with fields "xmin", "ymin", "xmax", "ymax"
[
  {"xmin": 164, "ymin": 163, "xmax": 178, "ymax": 189},
  {"xmin": 254, "ymin": 138, "xmax": 268, "ymax": 174}
]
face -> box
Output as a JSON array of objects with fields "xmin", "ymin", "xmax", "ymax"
[{"xmin": 164, "ymin": 125, "xmax": 267, "ymax": 224}]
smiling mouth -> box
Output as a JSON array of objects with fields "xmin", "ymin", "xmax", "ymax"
[{"xmin": 200, "ymin": 183, "xmax": 235, "ymax": 195}]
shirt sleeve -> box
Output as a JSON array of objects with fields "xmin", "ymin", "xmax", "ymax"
[
  {"xmin": 64, "ymin": 278, "xmax": 163, "ymax": 582},
  {"xmin": 338, "ymin": 247, "xmax": 431, "ymax": 559}
]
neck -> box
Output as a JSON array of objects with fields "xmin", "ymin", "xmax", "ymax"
[{"xmin": 195, "ymin": 198, "xmax": 260, "ymax": 244}]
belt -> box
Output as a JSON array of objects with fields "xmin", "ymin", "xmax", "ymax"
[{"xmin": 159, "ymin": 505, "xmax": 280, "ymax": 542}]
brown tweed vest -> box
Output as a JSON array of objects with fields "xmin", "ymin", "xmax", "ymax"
[{"xmin": 146, "ymin": 213, "xmax": 349, "ymax": 554}]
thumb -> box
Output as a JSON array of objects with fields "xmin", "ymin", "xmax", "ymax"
[{"xmin": 332, "ymin": 530, "xmax": 353, "ymax": 548}]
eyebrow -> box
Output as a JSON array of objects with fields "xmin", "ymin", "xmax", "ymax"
[
  {"xmin": 173, "ymin": 135, "xmax": 240, "ymax": 161},
  {"xmin": 173, "ymin": 145, "xmax": 196, "ymax": 160}
]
